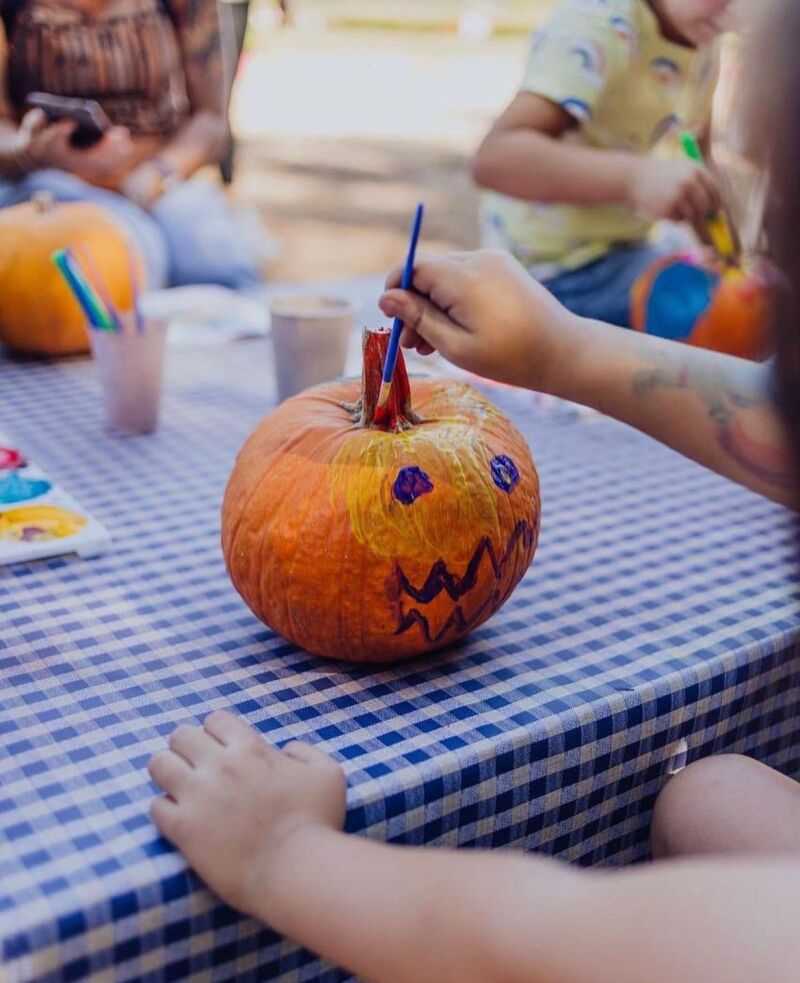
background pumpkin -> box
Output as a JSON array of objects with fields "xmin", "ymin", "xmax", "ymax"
[
  {"xmin": 222, "ymin": 328, "xmax": 541, "ymax": 663},
  {"xmin": 630, "ymin": 249, "xmax": 772, "ymax": 360},
  {"xmin": 0, "ymin": 194, "xmax": 143, "ymax": 357}
]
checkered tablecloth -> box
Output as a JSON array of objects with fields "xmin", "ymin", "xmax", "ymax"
[{"xmin": 2, "ymin": 327, "xmax": 799, "ymax": 983}]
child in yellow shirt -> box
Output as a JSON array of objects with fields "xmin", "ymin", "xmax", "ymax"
[{"xmin": 474, "ymin": 0, "xmax": 732, "ymax": 326}]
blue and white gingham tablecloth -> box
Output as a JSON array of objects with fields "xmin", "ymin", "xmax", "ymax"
[{"xmin": 1, "ymin": 313, "xmax": 799, "ymax": 982}]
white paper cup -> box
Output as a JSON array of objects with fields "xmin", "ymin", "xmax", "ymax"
[
  {"xmin": 269, "ymin": 294, "xmax": 357, "ymax": 402},
  {"xmin": 90, "ymin": 314, "xmax": 167, "ymax": 435}
]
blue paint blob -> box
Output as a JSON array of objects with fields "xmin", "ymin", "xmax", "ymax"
[
  {"xmin": 0, "ymin": 472, "xmax": 52, "ymax": 505},
  {"xmin": 393, "ymin": 466, "xmax": 434, "ymax": 505},
  {"xmin": 491, "ymin": 455, "xmax": 520, "ymax": 493},
  {"xmin": 644, "ymin": 261, "xmax": 720, "ymax": 341}
]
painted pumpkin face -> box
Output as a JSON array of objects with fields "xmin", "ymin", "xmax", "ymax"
[
  {"xmin": 222, "ymin": 329, "xmax": 540, "ymax": 663},
  {"xmin": 630, "ymin": 249, "xmax": 773, "ymax": 360}
]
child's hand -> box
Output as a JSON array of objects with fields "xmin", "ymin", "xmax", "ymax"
[
  {"xmin": 379, "ymin": 249, "xmax": 574, "ymax": 389},
  {"xmin": 149, "ymin": 711, "xmax": 347, "ymax": 917},
  {"xmin": 628, "ymin": 158, "xmax": 721, "ymax": 228}
]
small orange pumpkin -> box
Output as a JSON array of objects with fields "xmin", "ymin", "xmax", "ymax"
[
  {"xmin": 221, "ymin": 329, "xmax": 541, "ymax": 663},
  {"xmin": 0, "ymin": 194, "xmax": 143, "ymax": 357},
  {"xmin": 630, "ymin": 249, "xmax": 772, "ymax": 360}
]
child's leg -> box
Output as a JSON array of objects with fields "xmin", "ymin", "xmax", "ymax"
[
  {"xmin": 651, "ymin": 754, "xmax": 800, "ymax": 859},
  {"xmin": 540, "ymin": 241, "xmax": 671, "ymax": 327}
]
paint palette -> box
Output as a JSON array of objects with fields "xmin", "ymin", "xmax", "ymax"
[{"xmin": 0, "ymin": 431, "xmax": 110, "ymax": 565}]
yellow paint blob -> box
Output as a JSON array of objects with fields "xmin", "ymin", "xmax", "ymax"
[{"xmin": 0, "ymin": 505, "xmax": 86, "ymax": 542}]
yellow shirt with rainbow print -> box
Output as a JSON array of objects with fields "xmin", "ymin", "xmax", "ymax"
[{"xmin": 481, "ymin": 0, "xmax": 719, "ymax": 279}]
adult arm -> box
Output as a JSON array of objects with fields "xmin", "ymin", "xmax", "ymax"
[{"xmin": 148, "ymin": 0, "xmax": 228, "ymax": 177}]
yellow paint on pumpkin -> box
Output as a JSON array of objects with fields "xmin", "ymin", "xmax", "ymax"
[{"xmin": 328, "ymin": 419, "xmax": 506, "ymax": 560}]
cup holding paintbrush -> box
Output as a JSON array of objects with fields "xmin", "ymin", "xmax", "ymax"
[
  {"xmin": 89, "ymin": 313, "xmax": 167, "ymax": 435},
  {"xmin": 53, "ymin": 246, "xmax": 166, "ymax": 435}
]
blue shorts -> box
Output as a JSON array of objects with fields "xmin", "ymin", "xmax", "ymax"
[{"xmin": 540, "ymin": 242, "xmax": 677, "ymax": 328}]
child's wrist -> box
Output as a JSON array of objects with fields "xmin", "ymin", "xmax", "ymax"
[
  {"xmin": 520, "ymin": 294, "xmax": 583, "ymax": 395},
  {"xmin": 534, "ymin": 310, "xmax": 586, "ymax": 398},
  {"xmin": 620, "ymin": 155, "xmax": 648, "ymax": 208},
  {"xmin": 251, "ymin": 821, "xmax": 343, "ymax": 923}
]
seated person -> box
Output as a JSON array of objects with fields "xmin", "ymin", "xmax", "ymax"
[
  {"xmin": 473, "ymin": 0, "xmax": 731, "ymax": 327},
  {"xmin": 0, "ymin": 0, "xmax": 260, "ymax": 291}
]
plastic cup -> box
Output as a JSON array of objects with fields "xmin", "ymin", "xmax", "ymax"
[
  {"xmin": 90, "ymin": 314, "xmax": 167, "ymax": 435},
  {"xmin": 269, "ymin": 294, "xmax": 357, "ymax": 402}
]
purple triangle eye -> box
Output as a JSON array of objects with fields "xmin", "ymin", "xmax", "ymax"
[
  {"xmin": 491, "ymin": 455, "xmax": 519, "ymax": 493},
  {"xmin": 393, "ymin": 466, "xmax": 434, "ymax": 505}
]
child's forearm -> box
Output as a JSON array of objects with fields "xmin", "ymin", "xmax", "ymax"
[
  {"xmin": 542, "ymin": 317, "xmax": 796, "ymax": 506},
  {"xmin": 255, "ymin": 827, "xmax": 800, "ymax": 983},
  {"xmin": 257, "ymin": 826, "xmax": 582, "ymax": 983},
  {"xmin": 473, "ymin": 129, "xmax": 637, "ymax": 205}
]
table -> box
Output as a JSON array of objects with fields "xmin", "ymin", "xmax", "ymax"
[{"xmin": 2, "ymin": 311, "xmax": 800, "ymax": 983}]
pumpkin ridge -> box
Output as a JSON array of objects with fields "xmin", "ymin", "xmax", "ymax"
[{"xmin": 256, "ymin": 455, "xmax": 324, "ymax": 642}]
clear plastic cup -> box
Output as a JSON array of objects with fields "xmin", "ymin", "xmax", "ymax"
[
  {"xmin": 90, "ymin": 313, "xmax": 167, "ymax": 435},
  {"xmin": 269, "ymin": 294, "xmax": 357, "ymax": 402}
]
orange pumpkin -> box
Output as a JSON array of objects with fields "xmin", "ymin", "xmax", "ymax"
[
  {"xmin": 630, "ymin": 249, "xmax": 772, "ymax": 360},
  {"xmin": 0, "ymin": 194, "xmax": 143, "ymax": 357},
  {"xmin": 221, "ymin": 328, "xmax": 541, "ymax": 663}
]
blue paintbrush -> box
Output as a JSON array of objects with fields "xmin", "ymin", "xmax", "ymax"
[{"xmin": 377, "ymin": 202, "xmax": 424, "ymax": 410}]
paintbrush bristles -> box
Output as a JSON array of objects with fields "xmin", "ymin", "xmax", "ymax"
[{"xmin": 376, "ymin": 380, "xmax": 392, "ymax": 410}]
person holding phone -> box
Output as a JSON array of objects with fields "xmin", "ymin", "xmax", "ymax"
[{"xmin": 0, "ymin": 0, "xmax": 260, "ymax": 291}]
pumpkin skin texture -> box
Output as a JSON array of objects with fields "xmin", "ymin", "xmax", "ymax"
[
  {"xmin": 222, "ymin": 329, "xmax": 540, "ymax": 663},
  {"xmin": 0, "ymin": 194, "xmax": 143, "ymax": 357},
  {"xmin": 630, "ymin": 250, "xmax": 772, "ymax": 360}
]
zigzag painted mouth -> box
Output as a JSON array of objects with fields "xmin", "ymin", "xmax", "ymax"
[{"xmin": 386, "ymin": 518, "xmax": 537, "ymax": 645}]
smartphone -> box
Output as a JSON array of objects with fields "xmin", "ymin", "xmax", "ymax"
[{"xmin": 25, "ymin": 92, "xmax": 112, "ymax": 148}]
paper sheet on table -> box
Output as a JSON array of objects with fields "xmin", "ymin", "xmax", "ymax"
[{"xmin": 140, "ymin": 286, "xmax": 269, "ymax": 347}]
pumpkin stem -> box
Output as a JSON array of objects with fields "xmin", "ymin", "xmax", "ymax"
[{"xmin": 358, "ymin": 328, "xmax": 419, "ymax": 431}]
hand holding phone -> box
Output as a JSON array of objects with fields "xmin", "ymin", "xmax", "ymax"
[
  {"xmin": 16, "ymin": 104, "xmax": 133, "ymax": 180},
  {"xmin": 25, "ymin": 92, "xmax": 112, "ymax": 148}
]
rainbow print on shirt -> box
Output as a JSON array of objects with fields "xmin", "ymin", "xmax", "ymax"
[
  {"xmin": 609, "ymin": 14, "xmax": 638, "ymax": 50},
  {"xmin": 561, "ymin": 97, "xmax": 593, "ymax": 122},
  {"xmin": 650, "ymin": 113, "xmax": 680, "ymax": 145},
  {"xmin": 569, "ymin": 40, "xmax": 607, "ymax": 88},
  {"xmin": 651, "ymin": 56, "xmax": 681, "ymax": 86}
]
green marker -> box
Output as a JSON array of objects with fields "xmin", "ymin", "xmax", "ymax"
[
  {"xmin": 680, "ymin": 131, "xmax": 736, "ymax": 262},
  {"xmin": 680, "ymin": 130, "xmax": 705, "ymax": 164}
]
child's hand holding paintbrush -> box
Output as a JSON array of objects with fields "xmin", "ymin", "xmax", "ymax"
[{"xmin": 680, "ymin": 130, "xmax": 740, "ymax": 265}]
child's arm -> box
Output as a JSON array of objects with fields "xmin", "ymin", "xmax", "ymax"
[
  {"xmin": 380, "ymin": 251, "xmax": 796, "ymax": 507},
  {"xmin": 149, "ymin": 711, "xmax": 800, "ymax": 983},
  {"xmin": 472, "ymin": 93, "xmax": 720, "ymax": 228}
]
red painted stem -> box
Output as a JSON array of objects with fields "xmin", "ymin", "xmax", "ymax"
[{"xmin": 359, "ymin": 328, "xmax": 416, "ymax": 431}]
